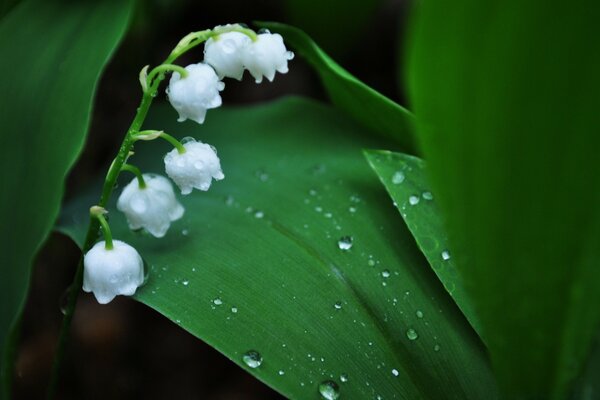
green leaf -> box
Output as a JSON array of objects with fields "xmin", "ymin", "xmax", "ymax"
[
  {"xmin": 408, "ymin": 1, "xmax": 600, "ymax": 398},
  {"xmin": 58, "ymin": 98, "xmax": 498, "ymax": 399},
  {"xmin": 0, "ymin": 0, "xmax": 132, "ymax": 396},
  {"xmin": 257, "ymin": 22, "xmax": 417, "ymax": 153},
  {"xmin": 364, "ymin": 150, "xmax": 481, "ymax": 337}
]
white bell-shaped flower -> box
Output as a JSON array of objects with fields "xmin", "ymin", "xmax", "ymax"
[
  {"xmin": 117, "ymin": 174, "xmax": 184, "ymax": 238},
  {"xmin": 83, "ymin": 240, "xmax": 144, "ymax": 304},
  {"xmin": 243, "ymin": 32, "xmax": 294, "ymax": 83},
  {"xmin": 166, "ymin": 63, "xmax": 224, "ymax": 124},
  {"xmin": 204, "ymin": 31, "xmax": 252, "ymax": 80},
  {"xmin": 164, "ymin": 138, "xmax": 224, "ymax": 195}
]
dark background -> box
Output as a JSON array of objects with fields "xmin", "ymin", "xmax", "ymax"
[{"xmin": 13, "ymin": 0, "xmax": 411, "ymax": 398}]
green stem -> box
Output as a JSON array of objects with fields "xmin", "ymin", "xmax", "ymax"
[
  {"xmin": 146, "ymin": 64, "xmax": 188, "ymax": 87},
  {"xmin": 121, "ymin": 164, "xmax": 146, "ymax": 188},
  {"xmin": 94, "ymin": 213, "xmax": 113, "ymax": 250},
  {"xmin": 133, "ymin": 130, "xmax": 186, "ymax": 154},
  {"xmin": 46, "ymin": 25, "xmax": 251, "ymax": 398},
  {"xmin": 160, "ymin": 132, "xmax": 186, "ymax": 154}
]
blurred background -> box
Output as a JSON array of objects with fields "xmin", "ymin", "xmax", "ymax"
[{"xmin": 12, "ymin": 0, "xmax": 411, "ymax": 398}]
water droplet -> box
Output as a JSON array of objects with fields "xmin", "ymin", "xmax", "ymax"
[
  {"xmin": 242, "ymin": 350, "xmax": 262, "ymax": 368},
  {"xmin": 348, "ymin": 206, "xmax": 356, "ymax": 213},
  {"xmin": 309, "ymin": 189, "xmax": 318, "ymax": 196},
  {"xmin": 213, "ymin": 298, "xmax": 223, "ymax": 306},
  {"xmin": 406, "ymin": 328, "xmax": 419, "ymax": 341},
  {"xmin": 231, "ymin": 306, "xmax": 238, "ymax": 313},
  {"xmin": 334, "ymin": 301, "xmax": 342, "ymax": 310},
  {"xmin": 278, "ymin": 370, "xmax": 285, "ymax": 376},
  {"xmin": 392, "ymin": 368, "xmax": 399, "ymax": 377},
  {"xmin": 416, "ymin": 310, "xmax": 424, "ymax": 319},
  {"xmin": 256, "ymin": 170, "xmax": 269, "ymax": 181},
  {"xmin": 340, "ymin": 373, "xmax": 348, "ymax": 383},
  {"xmin": 182, "ymin": 280, "xmax": 189, "ymax": 286},
  {"xmin": 181, "ymin": 136, "xmax": 196, "ymax": 144},
  {"xmin": 318, "ymin": 380, "xmax": 340, "ymax": 400},
  {"xmin": 254, "ymin": 210, "xmax": 264, "ymax": 219},
  {"xmin": 441, "ymin": 250, "xmax": 451, "ymax": 261},
  {"xmin": 194, "ymin": 161, "xmax": 205, "ymax": 170},
  {"xmin": 225, "ymin": 195, "xmax": 235, "ymax": 206},
  {"xmin": 368, "ymin": 259, "xmax": 376, "ymax": 267},
  {"xmin": 392, "ymin": 171, "xmax": 405, "ymax": 184},
  {"xmin": 433, "ymin": 344, "xmax": 441, "ymax": 352},
  {"xmin": 408, "ymin": 195, "xmax": 420, "ymax": 205},
  {"xmin": 337, "ymin": 236, "xmax": 353, "ymax": 250},
  {"xmin": 381, "ymin": 270, "xmax": 390, "ymax": 278},
  {"xmin": 422, "ymin": 191, "xmax": 433, "ymax": 200},
  {"xmin": 181, "ymin": 229, "xmax": 189, "ymax": 236},
  {"xmin": 315, "ymin": 206, "xmax": 323, "ymax": 213},
  {"xmin": 324, "ymin": 212, "xmax": 332, "ymax": 218}
]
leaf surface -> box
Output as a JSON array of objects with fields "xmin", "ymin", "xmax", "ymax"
[
  {"xmin": 408, "ymin": 1, "xmax": 600, "ymax": 397},
  {"xmin": 0, "ymin": 0, "xmax": 132, "ymax": 396},
  {"xmin": 364, "ymin": 150, "xmax": 481, "ymax": 336},
  {"xmin": 59, "ymin": 98, "xmax": 497, "ymax": 399},
  {"xmin": 257, "ymin": 22, "xmax": 417, "ymax": 153}
]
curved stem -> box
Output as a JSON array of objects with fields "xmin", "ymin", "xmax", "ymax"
[
  {"xmin": 146, "ymin": 64, "xmax": 188, "ymax": 87},
  {"xmin": 132, "ymin": 130, "xmax": 186, "ymax": 154},
  {"xmin": 160, "ymin": 132, "xmax": 186, "ymax": 154},
  {"xmin": 95, "ymin": 213, "xmax": 113, "ymax": 250},
  {"xmin": 121, "ymin": 164, "xmax": 146, "ymax": 188}
]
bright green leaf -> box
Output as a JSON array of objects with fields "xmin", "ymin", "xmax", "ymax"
[
  {"xmin": 0, "ymin": 0, "xmax": 133, "ymax": 396},
  {"xmin": 257, "ymin": 22, "xmax": 417, "ymax": 153},
  {"xmin": 408, "ymin": 1, "xmax": 600, "ymax": 398},
  {"xmin": 364, "ymin": 150, "xmax": 481, "ymax": 337},
  {"xmin": 58, "ymin": 98, "xmax": 498, "ymax": 399}
]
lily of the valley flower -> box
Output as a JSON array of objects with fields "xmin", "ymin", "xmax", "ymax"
[
  {"xmin": 204, "ymin": 31, "xmax": 252, "ymax": 80},
  {"xmin": 83, "ymin": 240, "xmax": 145, "ymax": 304},
  {"xmin": 242, "ymin": 32, "xmax": 294, "ymax": 83},
  {"xmin": 167, "ymin": 63, "xmax": 224, "ymax": 124},
  {"xmin": 117, "ymin": 174, "xmax": 184, "ymax": 238},
  {"xmin": 164, "ymin": 138, "xmax": 224, "ymax": 195}
]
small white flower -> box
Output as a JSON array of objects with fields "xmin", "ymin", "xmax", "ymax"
[
  {"xmin": 83, "ymin": 240, "xmax": 144, "ymax": 304},
  {"xmin": 117, "ymin": 174, "xmax": 184, "ymax": 238},
  {"xmin": 243, "ymin": 32, "xmax": 294, "ymax": 83},
  {"xmin": 164, "ymin": 138, "xmax": 224, "ymax": 195},
  {"xmin": 204, "ymin": 31, "xmax": 252, "ymax": 80},
  {"xmin": 167, "ymin": 63, "xmax": 224, "ymax": 124}
]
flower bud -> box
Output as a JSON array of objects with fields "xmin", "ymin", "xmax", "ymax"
[
  {"xmin": 167, "ymin": 63, "xmax": 224, "ymax": 124},
  {"xmin": 117, "ymin": 174, "xmax": 184, "ymax": 238},
  {"xmin": 83, "ymin": 240, "xmax": 144, "ymax": 304},
  {"xmin": 243, "ymin": 32, "xmax": 294, "ymax": 83},
  {"xmin": 204, "ymin": 31, "xmax": 252, "ymax": 80},
  {"xmin": 164, "ymin": 138, "xmax": 224, "ymax": 195}
]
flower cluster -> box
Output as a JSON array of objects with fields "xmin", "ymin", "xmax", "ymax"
[{"xmin": 82, "ymin": 24, "xmax": 293, "ymax": 304}]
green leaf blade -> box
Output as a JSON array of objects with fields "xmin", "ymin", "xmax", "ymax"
[
  {"xmin": 0, "ymin": 0, "xmax": 133, "ymax": 396},
  {"xmin": 257, "ymin": 22, "xmax": 417, "ymax": 153},
  {"xmin": 408, "ymin": 1, "xmax": 600, "ymax": 397},
  {"xmin": 364, "ymin": 150, "xmax": 481, "ymax": 337},
  {"xmin": 59, "ymin": 98, "xmax": 497, "ymax": 399}
]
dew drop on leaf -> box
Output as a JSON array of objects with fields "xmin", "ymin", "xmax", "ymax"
[
  {"xmin": 318, "ymin": 380, "xmax": 340, "ymax": 400},
  {"xmin": 422, "ymin": 191, "xmax": 433, "ymax": 200},
  {"xmin": 408, "ymin": 195, "xmax": 420, "ymax": 206},
  {"xmin": 416, "ymin": 310, "xmax": 424, "ymax": 319},
  {"xmin": 340, "ymin": 373, "xmax": 348, "ymax": 383},
  {"xmin": 381, "ymin": 270, "xmax": 390, "ymax": 278},
  {"xmin": 406, "ymin": 328, "xmax": 419, "ymax": 341},
  {"xmin": 334, "ymin": 301, "xmax": 342, "ymax": 310},
  {"xmin": 392, "ymin": 368, "xmax": 399, "ymax": 377},
  {"xmin": 242, "ymin": 350, "xmax": 262, "ymax": 368},
  {"xmin": 337, "ymin": 236, "xmax": 353, "ymax": 250},
  {"xmin": 441, "ymin": 250, "xmax": 451, "ymax": 261},
  {"xmin": 213, "ymin": 298, "xmax": 222, "ymax": 306},
  {"xmin": 391, "ymin": 171, "xmax": 405, "ymax": 184}
]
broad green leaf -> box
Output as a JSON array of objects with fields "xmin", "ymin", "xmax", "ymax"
[
  {"xmin": 364, "ymin": 150, "xmax": 481, "ymax": 337},
  {"xmin": 58, "ymin": 98, "xmax": 498, "ymax": 399},
  {"xmin": 408, "ymin": 1, "xmax": 600, "ymax": 398},
  {"xmin": 257, "ymin": 22, "xmax": 417, "ymax": 153},
  {"xmin": 0, "ymin": 0, "xmax": 133, "ymax": 396}
]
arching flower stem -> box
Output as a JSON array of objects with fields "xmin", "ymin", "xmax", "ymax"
[{"xmin": 121, "ymin": 164, "xmax": 147, "ymax": 189}]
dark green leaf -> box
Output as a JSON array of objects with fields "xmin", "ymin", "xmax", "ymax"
[
  {"xmin": 58, "ymin": 98, "xmax": 497, "ymax": 399},
  {"xmin": 408, "ymin": 1, "xmax": 600, "ymax": 397},
  {"xmin": 257, "ymin": 22, "xmax": 417, "ymax": 153},
  {"xmin": 0, "ymin": 0, "xmax": 132, "ymax": 396},
  {"xmin": 364, "ymin": 150, "xmax": 481, "ymax": 337}
]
